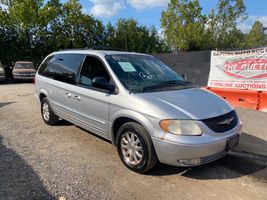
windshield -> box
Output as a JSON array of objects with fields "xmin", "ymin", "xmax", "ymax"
[
  {"xmin": 14, "ymin": 63, "xmax": 34, "ymax": 69},
  {"xmin": 105, "ymin": 54, "xmax": 194, "ymax": 93}
]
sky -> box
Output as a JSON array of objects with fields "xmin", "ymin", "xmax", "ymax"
[
  {"xmin": 1, "ymin": 0, "xmax": 267, "ymax": 33},
  {"xmin": 78, "ymin": 0, "xmax": 267, "ymax": 33}
]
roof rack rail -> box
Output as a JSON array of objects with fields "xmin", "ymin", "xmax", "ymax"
[{"xmin": 58, "ymin": 46, "xmax": 127, "ymax": 52}]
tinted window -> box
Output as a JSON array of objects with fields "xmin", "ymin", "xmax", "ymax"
[
  {"xmin": 39, "ymin": 54, "xmax": 85, "ymax": 84},
  {"xmin": 79, "ymin": 56, "xmax": 110, "ymax": 87},
  {"xmin": 38, "ymin": 56, "xmax": 53, "ymax": 75}
]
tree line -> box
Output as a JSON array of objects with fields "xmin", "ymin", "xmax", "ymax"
[
  {"xmin": 0, "ymin": 0, "xmax": 267, "ymax": 67},
  {"xmin": 0, "ymin": 0, "xmax": 167, "ymax": 67},
  {"xmin": 161, "ymin": 0, "xmax": 267, "ymax": 51}
]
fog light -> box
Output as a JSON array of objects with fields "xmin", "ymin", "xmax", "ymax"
[{"xmin": 177, "ymin": 158, "xmax": 201, "ymax": 166}]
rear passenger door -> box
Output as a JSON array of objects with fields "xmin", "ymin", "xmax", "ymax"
[{"xmin": 39, "ymin": 53, "xmax": 86, "ymax": 119}]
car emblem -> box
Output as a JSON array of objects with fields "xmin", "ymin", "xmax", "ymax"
[{"xmin": 217, "ymin": 117, "xmax": 234, "ymax": 125}]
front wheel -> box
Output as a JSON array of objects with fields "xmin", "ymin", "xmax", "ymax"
[
  {"xmin": 116, "ymin": 122, "xmax": 158, "ymax": 173},
  {"xmin": 41, "ymin": 97, "xmax": 59, "ymax": 125}
]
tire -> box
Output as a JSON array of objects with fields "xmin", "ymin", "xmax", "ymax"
[
  {"xmin": 41, "ymin": 97, "xmax": 59, "ymax": 125},
  {"xmin": 116, "ymin": 122, "xmax": 158, "ymax": 173}
]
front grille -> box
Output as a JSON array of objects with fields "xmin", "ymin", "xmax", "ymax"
[
  {"xmin": 202, "ymin": 111, "xmax": 238, "ymax": 133},
  {"xmin": 15, "ymin": 73, "xmax": 35, "ymax": 76}
]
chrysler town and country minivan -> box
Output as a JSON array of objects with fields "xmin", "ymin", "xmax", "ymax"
[{"xmin": 35, "ymin": 50, "xmax": 242, "ymax": 173}]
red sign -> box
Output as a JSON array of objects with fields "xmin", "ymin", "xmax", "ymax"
[{"xmin": 223, "ymin": 58, "xmax": 267, "ymax": 79}]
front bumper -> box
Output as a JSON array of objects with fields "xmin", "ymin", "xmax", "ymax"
[{"xmin": 152, "ymin": 123, "xmax": 242, "ymax": 167}]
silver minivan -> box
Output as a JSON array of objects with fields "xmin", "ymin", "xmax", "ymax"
[{"xmin": 35, "ymin": 50, "xmax": 242, "ymax": 173}]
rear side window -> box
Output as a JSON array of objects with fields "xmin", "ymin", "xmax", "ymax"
[{"xmin": 38, "ymin": 53, "xmax": 85, "ymax": 84}]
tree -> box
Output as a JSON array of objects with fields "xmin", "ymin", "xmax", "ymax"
[
  {"xmin": 47, "ymin": 0, "xmax": 105, "ymax": 49},
  {"xmin": 246, "ymin": 21, "xmax": 267, "ymax": 48},
  {"xmin": 226, "ymin": 27, "xmax": 246, "ymax": 49},
  {"xmin": 206, "ymin": 0, "xmax": 247, "ymax": 49},
  {"xmin": 36, "ymin": 0, "xmax": 63, "ymax": 57},
  {"xmin": 160, "ymin": 0, "xmax": 247, "ymax": 51},
  {"xmin": 104, "ymin": 18, "xmax": 167, "ymax": 53},
  {"xmin": 161, "ymin": 0, "xmax": 206, "ymax": 51},
  {"xmin": 0, "ymin": 0, "xmax": 106, "ymax": 65},
  {"xmin": 0, "ymin": 0, "xmax": 45, "ymax": 65}
]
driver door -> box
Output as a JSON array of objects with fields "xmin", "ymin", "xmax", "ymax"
[{"xmin": 71, "ymin": 55, "xmax": 113, "ymax": 138}]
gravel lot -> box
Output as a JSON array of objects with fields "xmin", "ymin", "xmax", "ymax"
[{"xmin": 0, "ymin": 83, "xmax": 267, "ymax": 200}]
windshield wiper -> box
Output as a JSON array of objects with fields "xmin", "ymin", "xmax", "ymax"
[{"xmin": 142, "ymin": 80, "xmax": 194, "ymax": 92}]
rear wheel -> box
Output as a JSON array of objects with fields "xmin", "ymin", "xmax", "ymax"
[
  {"xmin": 116, "ymin": 122, "xmax": 157, "ymax": 173},
  {"xmin": 41, "ymin": 97, "xmax": 59, "ymax": 125}
]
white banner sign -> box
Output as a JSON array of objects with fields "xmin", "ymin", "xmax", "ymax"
[{"xmin": 208, "ymin": 47, "xmax": 267, "ymax": 91}]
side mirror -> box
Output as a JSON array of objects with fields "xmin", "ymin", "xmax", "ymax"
[{"xmin": 92, "ymin": 77, "xmax": 115, "ymax": 93}]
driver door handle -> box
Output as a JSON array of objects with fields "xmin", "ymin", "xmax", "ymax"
[
  {"xmin": 73, "ymin": 95, "xmax": 81, "ymax": 101},
  {"xmin": 66, "ymin": 92, "xmax": 72, "ymax": 98}
]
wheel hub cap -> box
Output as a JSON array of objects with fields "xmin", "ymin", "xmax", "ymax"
[
  {"xmin": 42, "ymin": 103, "xmax": 50, "ymax": 121},
  {"xmin": 121, "ymin": 132, "xmax": 143, "ymax": 165}
]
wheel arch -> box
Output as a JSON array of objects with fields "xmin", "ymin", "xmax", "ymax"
[
  {"xmin": 38, "ymin": 89, "xmax": 49, "ymax": 103},
  {"xmin": 110, "ymin": 110, "xmax": 156, "ymax": 146}
]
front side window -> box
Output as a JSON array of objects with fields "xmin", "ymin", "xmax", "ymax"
[
  {"xmin": 38, "ymin": 53, "xmax": 85, "ymax": 84},
  {"xmin": 105, "ymin": 54, "xmax": 194, "ymax": 93},
  {"xmin": 78, "ymin": 56, "xmax": 111, "ymax": 87}
]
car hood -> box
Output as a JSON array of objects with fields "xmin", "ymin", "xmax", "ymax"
[{"xmin": 135, "ymin": 88, "xmax": 233, "ymax": 120}]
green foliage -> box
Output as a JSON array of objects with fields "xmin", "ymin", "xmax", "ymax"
[
  {"xmin": 0, "ymin": 0, "xmax": 167, "ymax": 67},
  {"xmin": 246, "ymin": 21, "xmax": 267, "ymax": 48},
  {"xmin": 104, "ymin": 18, "xmax": 168, "ymax": 53},
  {"xmin": 209, "ymin": 0, "xmax": 247, "ymax": 49},
  {"xmin": 52, "ymin": 0, "xmax": 105, "ymax": 49},
  {"xmin": 161, "ymin": 0, "xmax": 206, "ymax": 51},
  {"xmin": 1, "ymin": 0, "xmax": 267, "ymax": 67},
  {"xmin": 161, "ymin": 0, "xmax": 250, "ymax": 51}
]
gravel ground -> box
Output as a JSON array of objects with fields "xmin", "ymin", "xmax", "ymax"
[{"xmin": 0, "ymin": 83, "xmax": 267, "ymax": 200}]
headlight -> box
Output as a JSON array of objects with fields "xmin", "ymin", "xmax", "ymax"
[{"xmin": 160, "ymin": 120, "xmax": 202, "ymax": 136}]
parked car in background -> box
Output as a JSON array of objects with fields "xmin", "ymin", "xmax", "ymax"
[
  {"xmin": 12, "ymin": 61, "xmax": 36, "ymax": 81},
  {"xmin": 35, "ymin": 50, "xmax": 242, "ymax": 173},
  {"xmin": 0, "ymin": 61, "xmax": 6, "ymax": 82}
]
